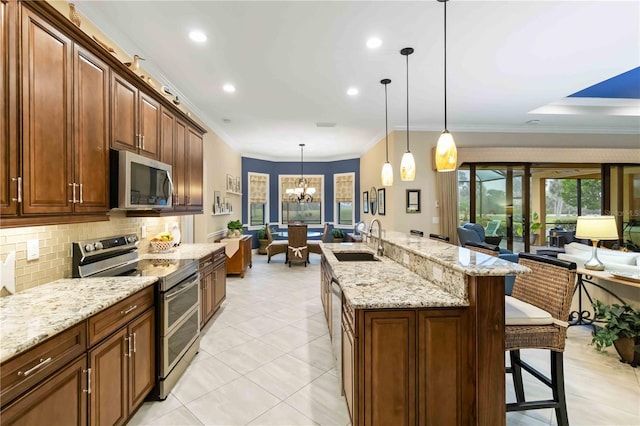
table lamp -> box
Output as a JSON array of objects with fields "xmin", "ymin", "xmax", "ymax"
[{"xmin": 575, "ymin": 215, "xmax": 619, "ymax": 271}]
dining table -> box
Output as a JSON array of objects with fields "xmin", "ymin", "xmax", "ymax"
[{"xmin": 275, "ymin": 231, "xmax": 322, "ymax": 239}]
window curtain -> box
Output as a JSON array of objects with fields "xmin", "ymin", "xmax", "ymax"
[
  {"xmin": 335, "ymin": 174, "xmax": 353, "ymax": 203},
  {"xmin": 249, "ymin": 174, "xmax": 268, "ymax": 204},
  {"xmin": 436, "ymin": 171, "xmax": 459, "ymax": 243}
]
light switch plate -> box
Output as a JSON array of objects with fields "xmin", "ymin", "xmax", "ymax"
[
  {"xmin": 433, "ymin": 266, "xmax": 443, "ymax": 281},
  {"xmin": 141, "ymin": 225, "xmax": 147, "ymax": 239},
  {"xmin": 27, "ymin": 239, "xmax": 39, "ymax": 260}
]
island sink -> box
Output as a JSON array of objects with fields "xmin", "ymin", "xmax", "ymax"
[{"xmin": 333, "ymin": 252, "xmax": 380, "ymax": 262}]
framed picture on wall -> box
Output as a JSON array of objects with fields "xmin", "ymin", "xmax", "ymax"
[
  {"xmin": 378, "ymin": 188, "xmax": 386, "ymax": 215},
  {"xmin": 235, "ymin": 176, "xmax": 241, "ymax": 193},
  {"xmin": 226, "ymin": 174, "xmax": 234, "ymax": 192},
  {"xmin": 363, "ymin": 191, "xmax": 369, "ymax": 213},
  {"xmin": 213, "ymin": 190, "xmax": 222, "ymax": 213},
  {"xmin": 406, "ymin": 189, "xmax": 421, "ymax": 213}
]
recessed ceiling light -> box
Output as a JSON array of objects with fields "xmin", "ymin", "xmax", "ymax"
[
  {"xmin": 223, "ymin": 83, "xmax": 236, "ymax": 93},
  {"xmin": 347, "ymin": 87, "xmax": 359, "ymax": 96},
  {"xmin": 188, "ymin": 30, "xmax": 207, "ymax": 43},
  {"xmin": 366, "ymin": 37, "xmax": 382, "ymax": 49}
]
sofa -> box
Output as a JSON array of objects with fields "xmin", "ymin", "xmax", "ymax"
[{"xmin": 557, "ymin": 242, "xmax": 640, "ymax": 273}]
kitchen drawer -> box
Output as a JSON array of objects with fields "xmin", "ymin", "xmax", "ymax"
[
  {"xmin": 88, "ymin": 286, "xmax": 154, "ymax": 347},
  {"xmin": 199, "ymin": 253, "xmax": 214, "ymax": 271},
  {"xmin": 213, "ymin": 248, "xmax": 225, "ymax": 267},
  {"xmin": 1, "ymin": 322, "xmax": 87, "ymax": 408},
  {"xmin": 342, "ymin": 298, "xmax": 355, "ymax": 337}
]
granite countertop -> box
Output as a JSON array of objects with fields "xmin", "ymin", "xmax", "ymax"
[
  {"xmin": 367, "ymin": 230, "xmax": 530, "ymax": 277},
  {"xmin": 322, "ymin": 243, "xmax": 468, "ymax": 309},
  {"xmin": 0, "ymin": 277, "xmax": 157, "ymax": 363},
  {"xmin": 142, "ymin": 243, "xmax": 226, "ymax": 260}
]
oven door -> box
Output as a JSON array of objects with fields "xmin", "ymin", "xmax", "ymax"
[
  {"xmin": 161, "ymin": 306, "xmax": 199, "ymax": 376},
  {"xmin": 161, "ymin": 273, "xmax": 200, "ymax": 334}
]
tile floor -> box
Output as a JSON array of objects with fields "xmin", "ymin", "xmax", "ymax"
[{"xmin": 129, "ymin": 251, "xmax": 640, "ymax": 426}]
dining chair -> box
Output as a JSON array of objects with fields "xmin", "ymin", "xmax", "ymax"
[
  {"xmin": 308, "ymin": 223, "xmax": 329, "ymax": 257},
  {"xmin": 287, "ymin": 224, "xmax": 308, "ymax": 267},
  {"xmin": 266, "ymin": 223, "xmax": 288, "ymax": 263},
  {"xmin": 505, "ymin": 253, "xmax": 576, "ymax": 426}
]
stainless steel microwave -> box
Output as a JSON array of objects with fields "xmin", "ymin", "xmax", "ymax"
[{"xmin": 110, "ymin": 150, "xmax": 173, "ymax": 209}]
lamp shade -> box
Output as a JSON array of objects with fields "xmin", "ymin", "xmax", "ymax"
[
  {"xmin": 381, "ymin": 162, "xmax": 393, "ymax": 187},
  {"xmin": 400, "ymin": 152, "xmax": 416, "ymax": 181},
  {"xmin": 435, "ymin": 130, "xmax": 457, "ymax": 172},
  {"xmin": 575, "ymin": 216, "xmax": 618, "ymax": 240}
]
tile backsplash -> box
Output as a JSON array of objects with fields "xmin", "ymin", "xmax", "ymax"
[{"xmin": 0, "ymin": 212, "xmax": 179, "ymax": 294}]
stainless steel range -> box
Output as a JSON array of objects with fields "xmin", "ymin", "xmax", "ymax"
[{"xmin": 73, "ymin": 234, "xmax": 200, "ymax": 400}]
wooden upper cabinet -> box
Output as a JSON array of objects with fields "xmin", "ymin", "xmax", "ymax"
[
  {"xmin": 111, "ymin": 73, "xmax": 138, "ymax": 153},
  {"xmin": 186, "ymin": 127, "xmax": 203, "ymax": 211},
  {"xmin": 0, "ymin": 0, "xmax": 18, "ymax": 217},
  {"xmin": 173, "ymin": 119, "xmax": 187, "ymax": 210},
  {"xmin": 21, "ymin": 7, "xmax": 73, "ymax": 215},
  {"xmin": 110, "ymin": 71, "xmax": 160, "ymax": 160},
  {"xmin": 139, "ymin": 93, "xmax": 160, "ymax": 159},
  {"xmin": 73, "ymin": 45, "xmax": 109, "ymax": 213},
  {"xmin": 160, "ymin": 107, "xmax": 175, "ymax": 165}
]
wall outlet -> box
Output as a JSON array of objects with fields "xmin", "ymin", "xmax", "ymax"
[
  {"xmin": 403, "ymin": 253, "xmax": 410, "ymax": 265},
  {"xmin": 432, "ymin": 216, "xmax": 440, "ymax": 224},
  {"xmin": 27, "ymin": 239, "xmax": 39, "ymax": 260},
  {"xmin": 141, "ymin": 225, "xmax": 147, "ymax": 239}
]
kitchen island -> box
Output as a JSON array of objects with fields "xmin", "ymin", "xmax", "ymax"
[{"xmin": 320, "ymin": 232, "xmax": 530, "ymax": 426}]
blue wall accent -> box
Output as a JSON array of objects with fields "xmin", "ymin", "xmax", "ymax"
[
  {"xmin": 241, "ymin": 157, "xmax": 360, "ymax": 245},
  {"xmin": 569, "ymin": 66, "xmax": 640, "ymax": 99}
]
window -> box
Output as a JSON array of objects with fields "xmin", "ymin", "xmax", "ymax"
[
  {"xmin": 248, "ymin": 173, "xmax": 269, "ymax": 227},
  {"xmin": 279, "ymin": 175, "xmax": 323, "ymax": 225},
  {"xmin": 334, "ymin": 173, "xmax": 355, "ymax": 226}
]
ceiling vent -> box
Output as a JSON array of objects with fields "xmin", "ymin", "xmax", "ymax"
[{"xmin": 316, "ymin": 122, "xmax": 336, "ymax": 128}]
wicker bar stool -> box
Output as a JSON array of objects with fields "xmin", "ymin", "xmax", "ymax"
[{"xmin": 506, "ymin": 253, "xmax": 576, "ymax": 426}]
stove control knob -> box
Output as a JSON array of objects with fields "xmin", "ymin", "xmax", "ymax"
[
  {"xmin": 127, "ymin": 235, "xmax": 137, "ymax": 244},
  {"xmin": 84, "ymin": 244, "xmax": 94, "ymax": 252},
  {"xmin": 94, "ymin": 242, "xmax": 104, "ymax": 250}
]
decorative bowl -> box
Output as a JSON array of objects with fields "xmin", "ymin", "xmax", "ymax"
[{"xmin": 150, "ymin": 240, "xmax": 173, "ymax": 252}]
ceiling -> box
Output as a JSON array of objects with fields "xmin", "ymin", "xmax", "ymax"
[{"xmin": 75, "ymin": 1, "xmax": 640, "ymax": 161}]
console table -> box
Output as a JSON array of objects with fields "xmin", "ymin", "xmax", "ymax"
[
  {"xmin": 568, "ymin": 268, "xmax": 638, "ymax": 327},
  {"xmin": 221, "ymin": 235, "xmax": 253, "ymax": 278}
]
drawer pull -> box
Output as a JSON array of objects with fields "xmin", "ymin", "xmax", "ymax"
[
  {"xmin": 201, "ymin": 261, "xmax": 213, "ymax": 269},
  {"xmin": 121, "ymin": 304, "xmax": 138, "ymax": 315},
  {"xmin": 83, "ymin": 368, "xmax": 92, "ymax": 394},
  {"xmin": 18, "ymin": 357, "xmax": 52, "ymax": 376}
]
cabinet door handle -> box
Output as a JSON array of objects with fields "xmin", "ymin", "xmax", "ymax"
[
  {"xmin": 79, "ymin": 183, "xmax": 84, "ymax": 204},
  {"xmin": 68, "ymin": 183, "xmax": 77, "ymax": 203},
  {"xmin": 124, "ymin": 336, "xmax": 131, "ymax": 357},
  {"xmin": 120, "ymin": 304, "xmax": 138, "ymax": 315},
  {"xmin": 11, "ymin": 177, "xmax": 22, "ymax": 203},
  {"xmin": 135, "ymin": 134, "xmax": 140, "ymax": 148},
  {"xmin": 141, "ymin": 135, "xmax": 145, "ymax": 150},
  {"xmin": 18, "ymin": 357, "xmax": 52, "ymax": 376},
  {"xmin": 132, "ymin": 332, "xmax": 137, "ymax": 353},
  {"xmin": 83, "ymin": 368, "xmax": 92, "ymax": 394}
]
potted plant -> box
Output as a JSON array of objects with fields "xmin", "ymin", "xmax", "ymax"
[
  {"xmin": 591, "ymin": 300, "xmax": 640, "ymax": 367},
  {"xmin": 530, "ymin": 212, "xmax": 542, "ymax": 244},
  {"xmin": 227, "ymin": 220, "xmax": 243, "ymax": 238},
  {"xmin": 332, "ymin": 228, "xmax": 345, "ymax": 243},
  {"xmin": 256, "ymin": 226, "xmax": 269, "ymax": 255}
]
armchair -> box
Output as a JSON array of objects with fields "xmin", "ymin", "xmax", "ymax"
[{"xmin": 457, "ymin": 222, "xmax": 502, "ymax": 247}]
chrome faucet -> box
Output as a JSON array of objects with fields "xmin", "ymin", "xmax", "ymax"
[{"xmin": 369, "ymin": 219, "xmax": 384, "ymax": 256}]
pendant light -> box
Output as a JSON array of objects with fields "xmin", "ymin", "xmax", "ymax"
[
  {"xmin": 380, "ymin": 78, "xmax": 393, "ymax": 187},
  {"xmin": 435, "ymin": 0, "xmax": 458, "ymax": 172},
  {"xmin": 286, "ymin": 143, "xmax": 315, "ymax": 203},
  {"xmin": 400, "ymin": 47, "xmax": 416, "ymax": 181}
]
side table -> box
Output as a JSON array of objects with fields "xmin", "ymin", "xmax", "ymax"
[{"xmin": 221, "ymin": 235, "xmax": 253, "ymax": 278}]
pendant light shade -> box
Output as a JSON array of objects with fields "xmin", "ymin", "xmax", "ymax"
[
  {"xmin": 435, "ymin": 0, "xmax": 458, "ymax": 172},
  {"xmin": 380, "ymin": 78, "xmax": 393, "ymax": 187},
  {"xmin": 400, "ymin": 47, "xmax": 415, "ymax": 181}
]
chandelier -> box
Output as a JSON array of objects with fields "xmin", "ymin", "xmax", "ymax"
[{"xmin": 287, "ymin": 143, "xmax": 316, "ymax": 203}]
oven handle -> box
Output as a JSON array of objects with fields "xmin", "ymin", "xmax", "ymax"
[{"xmin": 165, "ymin": 275, "xmax": 199, "ymax": 302}]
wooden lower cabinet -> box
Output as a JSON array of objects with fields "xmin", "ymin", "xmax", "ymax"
[
  {"xmin": 200, "ymin": 248, "xmax": 227, "ymax": 328},
  {"xmin": 0, "ymin": 356, "xmax": 88, "ymax": 426},
  {"xmin": 89, "ymin": 308, "xmax": 155, "ymax": 426},
  {"xmin": 345, "ymin": 307, "xmax": 472, "ymax": 426}
]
